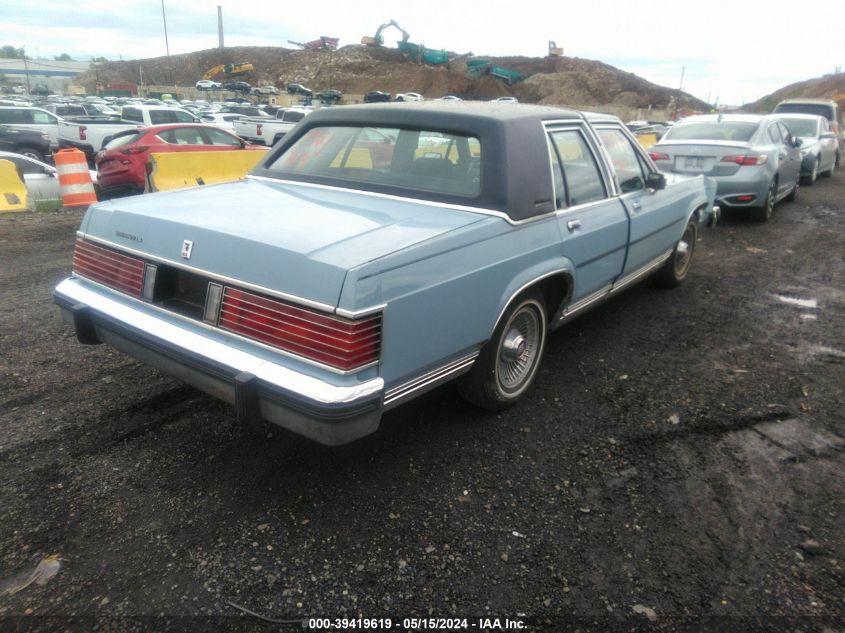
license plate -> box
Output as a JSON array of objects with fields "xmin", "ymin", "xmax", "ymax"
[{"xmin": 683, "ymin": 156, "xmax": 706, "ymax": 169}]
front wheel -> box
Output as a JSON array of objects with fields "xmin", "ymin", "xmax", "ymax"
[
  {"xmin": 655, "ymin": 220, "xmax": 698, "ymax": 287},
  {"xmin": 457, "ymin": 292, "xmax": 547, "ymax": 410}
]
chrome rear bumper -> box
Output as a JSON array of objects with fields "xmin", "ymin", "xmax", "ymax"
[{"xmin": 54, "ymin": 278, "xmax": 384, "ymax": 445}]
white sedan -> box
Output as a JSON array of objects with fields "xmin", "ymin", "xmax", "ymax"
[
  {"xmin": 0, "ymin": 151, "xmax": 98, "ymax": 207},
  {"xmin": 198, "ymin": 112, "xmax": 249, "ymax": 133}
]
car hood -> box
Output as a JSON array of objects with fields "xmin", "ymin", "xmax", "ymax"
[{"xmin": 80, "ymin": 177, "xmax": 485, "ymax": 307}]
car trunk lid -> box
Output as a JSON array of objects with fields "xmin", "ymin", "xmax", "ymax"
[
  {"xmin": 79, "ymin": 177, "xmax": 485, "ymax": 308},
  {"xmin": 652, "ymin": 140, "xmax": 755, "ymax": 176}
]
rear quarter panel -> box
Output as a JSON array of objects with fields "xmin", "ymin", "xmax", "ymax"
[{"xmin": 344, "ymin": 215, "xmax": 573, "ymax": 388}]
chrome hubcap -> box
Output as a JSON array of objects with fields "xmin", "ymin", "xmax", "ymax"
[
  {"xmin": 674, "ymin": 228, "xmax": 693, "ymax": 275},
  {"xmin": 497, "ymin": 307, "xmax": 541, "ymax": 393}
]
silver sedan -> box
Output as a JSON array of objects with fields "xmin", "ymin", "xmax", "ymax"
[
  {"xmin": 649, "ymin": 114, "xmax": 801, "ymax": 222},
  {"xmin": 773, "ymin": 113, "xmax": 838, "ymax": 185}
]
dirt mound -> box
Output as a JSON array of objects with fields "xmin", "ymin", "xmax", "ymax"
[
  {"xmin": 744, "ymin": 72, "xmax": 845, "ymax": 112},
  {"xmin": 76, "ymin": 45, "xmax": 704, "ymax": 107}
]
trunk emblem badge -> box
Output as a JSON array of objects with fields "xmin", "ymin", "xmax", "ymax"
[{"xmin": 181, "ymin": 240, "xmax": 194, "ymax": 259}]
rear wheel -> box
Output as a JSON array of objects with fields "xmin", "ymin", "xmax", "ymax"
[
  {"xmin": 18, "ymin": 145, "xmax": 45, "ymax": 162},
  {"xmin": 751, "ymin": 179, "xmax": 776, "ymax": 222},
  {"xmin": 655, "ymin": 220, "xmax": 698, "ymax": 287},
  {"xmin": 457, "ymin": 292, "xmax": 547, "ymax": 410}
]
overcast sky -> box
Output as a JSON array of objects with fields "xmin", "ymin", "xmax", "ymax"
[{"xmin": 3, "ymin": 0, "xmax": 842, "ymax": 105}]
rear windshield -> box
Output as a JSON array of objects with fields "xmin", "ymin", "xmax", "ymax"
[
  {"xmin": 780, "ymin": 118, "xmax": 819, "ymax": 138},
  {"xmin": 773, "ymin": 103, "xmax": 834, "ymax": 121},
  {"xmin": 664, "ymin": 121, "xmax": 759, "ymax": 142},
  {"xmin": 265, "ymin": 126, "xmax": 482, "ymax": 198},
  {"xmin": 104, "ymin": 131, "xmax": 142, "ymax": 149}
]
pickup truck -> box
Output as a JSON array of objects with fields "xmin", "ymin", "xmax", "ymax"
[
  {"xmin": 232, "ymin": 107, "xmax": 311, "ymax": 145},
  {"xmin": 0, "ymin": 124, "xmax": 52, "ymax": 161},
  {"xmin": 59, "ymin": 106, "xmax": 200, "ymax": 160},
  {"xmin": 54, "ymin": 102, "xmax": 718, "ymax": 446}
]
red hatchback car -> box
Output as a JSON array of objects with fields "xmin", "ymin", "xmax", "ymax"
[{"xmin": 96, "ymin": 124, "xmax": 265, "ymax": 198}]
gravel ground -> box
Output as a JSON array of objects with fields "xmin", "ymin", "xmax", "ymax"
[{"xmin": 1, "ymin": 171, "xmax": 843, "ymax": 633}]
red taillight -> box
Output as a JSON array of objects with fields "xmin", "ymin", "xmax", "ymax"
[
  {"xmin": 721, "ymin": 154, "xmax": 767, "ymax": 166},
  {"xmin": 649, "ymin": 151, "xmax": 670, "ymax": 161},
  {"xmin": 219, "ymin": 288, "xmax": 382, "ymax": 371},
  {"xmin": 72, "ymin": 240, "xmax": 145, "ymax": 298},
  {"xmin": 79, "ymin": 125, "xmax": 87, "ymax": 141},
  {"xmin": 256, "ymin": 123, "xmax": 263, "ymax": 135},
  {"xmin": 120, "ymin": 146, "xmax": 150, "ymax": 155}
]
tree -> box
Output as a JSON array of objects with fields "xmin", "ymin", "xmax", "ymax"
[
  {"xmin": 0, "ymin": 45, "xmax": 26, "ymax": 59},
  {"xmin": 54, "ymin": 53, "xmax": 73, "ymax": 61},
  {"xmin": 90, "ymin": 56, "xmax": 108, "ymax": 63}
]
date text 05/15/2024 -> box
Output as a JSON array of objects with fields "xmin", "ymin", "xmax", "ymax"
[{"xmin": 305, "ymin": 617, "xmax": 527, "ymax": 630}]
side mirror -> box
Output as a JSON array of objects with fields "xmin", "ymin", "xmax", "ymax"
[
  {"xmin": 646, "ymin": 171, "xmax": 666, "ymax": 190},
  {"xmin": 791, "ymin": 137, "xmax": 802, "ymax": 148}
]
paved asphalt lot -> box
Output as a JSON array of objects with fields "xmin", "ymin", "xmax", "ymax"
[{"xmin": 1, "ymin": 170, "xmax": 843, "ymax": 632}]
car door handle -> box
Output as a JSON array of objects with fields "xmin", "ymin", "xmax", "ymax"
[
  {"xmin": 631, "ymin": 201, "xmax": 642, "ymax": 212},
  {"xmin": 566, "ymin": 219, "xmax": 582, "ymax": 232}
]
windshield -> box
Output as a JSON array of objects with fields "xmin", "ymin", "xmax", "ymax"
[
  {"xmin": 780, "ymin": 118, "xmax": 818, "ymax": 138},
  {"xmin": 265, "ymin": 126, "xmax": 482, "ymax": 198},
  {"xmin": 664, "ymin": 120, "xmax": 759, "ymax": 142}
]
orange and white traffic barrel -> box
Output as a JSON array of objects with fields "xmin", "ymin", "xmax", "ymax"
[{"xmin": 54, "ymin": 148, "xmax": 97, "ymax": 208}]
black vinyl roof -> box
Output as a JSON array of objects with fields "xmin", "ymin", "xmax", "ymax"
[{"xmin": 252, "ymin": 102, "xmax": 600, "ymax": 222}]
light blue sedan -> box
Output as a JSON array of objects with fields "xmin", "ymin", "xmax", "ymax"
[{"xmin": 54, "ymin": 103, "xmax": 717, "ymax": 445}]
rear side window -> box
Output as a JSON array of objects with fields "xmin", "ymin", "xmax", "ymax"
[
  {"xmin": 122, "ymin": 108, "xmax": 142, "ymax": 123},
  {"xmin": 0, "ymin": 109, "xmax": 30, "ymax": 124},
  {"xmin": 282, "ymin": 110, "xmax": 306, "ymax": 123},
  {"xmin": 157, "ymin": 127, "xmax": 206, "ymax": 145},
  {"xmin": 32, "ymin": 111, "xmax": 55, "ymax": 124},
  {"xmin": 548, "ymin": 129, "xmax": 607, "ymax": 206},
  {"xmin": 202, "ymin": 128, "xmax": 242, "ymax": 147},
  {"xmin": 596, "ymin": 128, "xmax": 647, "ymax": 193}
]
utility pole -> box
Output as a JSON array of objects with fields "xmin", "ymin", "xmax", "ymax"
[
  {"xmin": 678, "ymin": 66, "xmax": 685, "ymax": 93},
  {"xmin": 161, "ymin": 0, "xmax": 174, "ymax": 86},
  {"xmin": 21, "ymin": 47, "xmax": 31, "ymax": 94},
  {"xmin": 218, "ymin": 6, "xmax": 224, "ymax": 49}
]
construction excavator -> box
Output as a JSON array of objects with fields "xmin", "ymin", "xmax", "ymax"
[
  {"xmin": 202, "ymin": 62, "xmax": 254, "ymax": 81},
  {"xmin": 361, "ymin": 20, "xmax": 410, "ymax": 47}
]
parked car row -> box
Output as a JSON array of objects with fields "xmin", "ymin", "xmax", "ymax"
[{"xmin": 648, "ymin": 99, "xmax": 841, "ymax": 221}]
